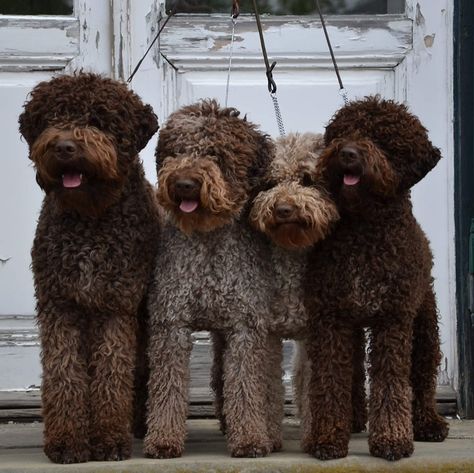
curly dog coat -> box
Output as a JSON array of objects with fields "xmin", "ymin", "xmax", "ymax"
[
  {"xmin": 303, "ymin": 96, "xmax": 449, "ymax": 461},
  {"xmin": 19, "ymin": 73, "xmax": 159, "ymax": 463},
  {"xmin": 249, "ymin": 132, "xmax": 367, "ymax": 446},
  {"xmin": 144, "ymin": 100, "xmax": 276, "ymax": 459}
]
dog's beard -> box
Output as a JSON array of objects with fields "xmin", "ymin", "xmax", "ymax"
[
  {"xmin": 250, "ymin": 184, "xmax": 339, "ymax": 249},
  {"xmin": 157, "ymin": 156, "xmax": 245, "ymax": 234},
  {"xmin": 31, "ymin": 127, "xmax": 126, "ymax": 217}
]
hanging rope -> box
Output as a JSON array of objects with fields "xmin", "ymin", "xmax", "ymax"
[
  {"xmin": 251, "ymin": 0, "xmax": 286, "ymax": 137},
  {"xmin": 127, "ymin": 9, "xmax": 176, "ymax": 84},
  {"xmin": 314, "ymin": 0, "xmax": 348, "ymax": 105},
  {"xmin": 224, "ymin": 0, "xmax": 239, "ymax": 107}
]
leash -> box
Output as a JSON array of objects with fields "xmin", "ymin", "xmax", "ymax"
[
  {"xmin": 224, "ymin": 0, "xmax": 239, "ymax": 107},
  {"xmin": 127, "ymin": 9, "xmax": 176, "ymax": 84},
  {"xmin": 251, "ymin": 0, "xmax": 286, "ymax": 137},
  {"xmin": 315, "ymin": 0, "xmax": 349, "ymax": 105}
]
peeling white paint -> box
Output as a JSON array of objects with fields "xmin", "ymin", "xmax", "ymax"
[{"xmin": 424, "ymin": 33, "xmax": 435, "ymax": 48}]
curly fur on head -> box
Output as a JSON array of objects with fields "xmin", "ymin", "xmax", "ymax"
[
  {"xmin": 156, "ymin": 99, "xmax": 273, "ymax": 233},
  {"xmin": 19, "ymin": 72, "xmax": 158, "ymax": 217},
  {"xmin": 317, "ymin": 136, "xmax": 400, "ymax": 214},
  {"xmin": 250, "ymin": 133, "xmax": 339, "ymax": 249},
  {"xmin": 323, "ymin": 95, "xmax": 441, "ymax": 193}
]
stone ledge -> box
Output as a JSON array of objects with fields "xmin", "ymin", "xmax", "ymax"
[{"xmin": 1, "ymin": 419, "xmax": 473, "ymax": 473}]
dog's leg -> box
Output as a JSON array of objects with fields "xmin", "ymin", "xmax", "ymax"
[
  {"xmin": 88, "ymin": 314, "xmax": 137, "ymax": 461},
  {"xmin": 294, "ymin": 341, "xmax": 312, "ymax": 445},
  {"xmin": 133, "ymin": 301, "xmax": 149, "ymax": 439},
  {"xmin": 144, "ymin": 326, "xmax": 193, "ymax": 458},
  {"xmin": 210, "ymin": 331, "xmax": 227, "ymax": 434},
  {"xmin": 292, "ymin": 341, "xmax": 306, "ymax": 418},
  {"xmin": 265, "ymin": 335, "xmax": 284, "ymax": 452},
  {"xmin": 411, "ymin": 286, "xmax": 449, "ymax": 441},
  {"xmin": 302, "ymin": 317, "xmax": 353, "ymax": 460},
  {"xmin": 39, "ymin": 309, "xmax": 90, "ymax": 464},
  {"xmin": 223, "ymin": 330, "xmax": 272, "ymax": 457},
  {"xmin": 351, "ymin": 327, "xmax": 367, "ymax": 433},
  {"xmin": 368, "ymin": 316, "xmax": 414, "ymax": 461}
]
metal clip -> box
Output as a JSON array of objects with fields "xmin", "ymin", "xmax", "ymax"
[{"xmin": 266, "ymin": 61, "xmax": 277, "ymax": 94}]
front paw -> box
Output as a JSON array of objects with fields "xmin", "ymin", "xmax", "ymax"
[
  {"xmin": 144, "ymin": 436, "xmax": 184, "ymax": 459},
  {"xmin": 44, "ymin": 440, "xmax": 90, "ymax": 464},
  {"xmin": 304, "ymin": 440, "xmax": 348, "ymax": 460},
  {"xmin": 271, "ymin": 438, "xmax": 283, "ymax": 453},
  {"xmin": 369, "ymin": 434, "xmax": 414, "ymax": 461},
  {"xmin": 414, "ymin": 415, "xmax": 449, "ymax": 442},
  {"xmin": 230, "ymin": 436, "xmax": 272, "ymax": 458},
  {"xmin": 90, "ymin": 435, "xmax": 132, "ymax": 461}
]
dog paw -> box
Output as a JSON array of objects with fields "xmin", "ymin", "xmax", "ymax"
[
  {"xmin": 89, "ymin": 437, "xmax": 132, "ymax": 461},
  {"xmin": 44, "ymin": 441, "xmax": 90, "ymax": 464},
  {"xmin": 144, "ymin": 438, "xmax": 184, "ymax": 459},
  {"xmin": 369, "ymin": 435, "xmax": 414, "ymax": 461},
  {"xmin": 230, "ymin": 438, "xmax": 272, "ymax": 458},
  {"xmin": 271, "ymin": 438, "xmax": 283, "ymax": 453},
  {"xmin": 414, "ymin": 415, "xmax": 449, "ymax": 442},
  {"xmin": 307, "ymin": 442, "xmax": 348, "ymax": 460}
]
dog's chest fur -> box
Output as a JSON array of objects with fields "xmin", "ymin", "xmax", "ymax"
[
  {"xmin": 151, "ymin": 221, "xmax": 274, "ymax": 331},
  {"xmin": 269, "ymin": 247, "xmax": 308, "ymax": 337},
  {"xmin": 308, "ymin": 207, "xmax": 431, "ymax": 323},
  {"xmin": 32, "ymin": 170, "xmax": 158, "ymax": 315}
]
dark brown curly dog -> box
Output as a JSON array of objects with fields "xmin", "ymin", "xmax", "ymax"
[
  {"xmin": 18, "ymin": 73, "xmax": 160, "ymax": 464},
  {"xmin": 303, "ymin": 96, "xmax": 449, "ymax": 461}
]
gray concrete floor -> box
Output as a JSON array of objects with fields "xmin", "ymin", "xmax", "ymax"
[{"xmin": 1, "ymin": 419, "xmax": 474, "ymax": 472}]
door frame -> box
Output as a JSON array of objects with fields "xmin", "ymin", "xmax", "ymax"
[{"xmin": 454, "ymin": 0, "xmax": 474, "ymax": 418}]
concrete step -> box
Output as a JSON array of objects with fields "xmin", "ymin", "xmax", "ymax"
[{"xmin": 1, "ymin": 419, "xmax": 473, "ymax": 473}]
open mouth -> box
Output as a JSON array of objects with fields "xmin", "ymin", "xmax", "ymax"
[
  {"xmin": 179, "ymin": 200, "xmax": 199, "ymax": 213},
  {"xmin": 343, "ymin": 174, "xmax": 361, "ymax": 186},
  {"xmin": 61, "ymin": 172, "xmax": 83, "ymax": 189}
]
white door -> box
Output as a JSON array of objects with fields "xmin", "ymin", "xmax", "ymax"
[
  {"xmin": 0, "ymin": 0, "xmax": 114, "ymax": 390},
  {"xmin": 0, "ymin": 0, "xmax": 455, "ymax": 397},
  {"xmin": 128, "ymin": 0, "xmax": 455, "ymax": 390}
]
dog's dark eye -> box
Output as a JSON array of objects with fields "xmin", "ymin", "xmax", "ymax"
[{"xmin": 301, "ymin": 173, "xmax": 314, "ymax": 187}]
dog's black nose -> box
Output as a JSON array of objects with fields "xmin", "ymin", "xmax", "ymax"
[
  {"xmin": 275, "ymin": 203, "xmax": 295, "ymax": 220},
  {"xmin": 175, "ymin": 179, "xmax": 200, "ymax": 194},
  {"xmin": 340, "ymin": 146, "xmax": 359, "ymax": 162},
  {"xmin": 55, "ymin": 140, "xmax": 77, "ymax": 158}
]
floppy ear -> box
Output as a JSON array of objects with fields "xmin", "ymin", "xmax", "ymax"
[
  {"xmin": 248, "ymin": 134, "xmax": 274, "ymax": 191},
  {"xmin": 134, "ymin": 103, "xmax": 159, "ymax": 154},
  {"xmin": 396, "ymin": 140, "xmax": 442, "ymax": 190}
]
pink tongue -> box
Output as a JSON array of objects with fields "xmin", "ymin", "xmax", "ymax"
[
  {"xmin": 62, "ymin": 173, "xmax": 82, "ymax": 188},
  {"xmin": 343, "ymin": 174, "xmax": 360, "ymax": 186},
  {"xmin": 179, "ymin": 200, "xmax": 199, "ymax": 213}
]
